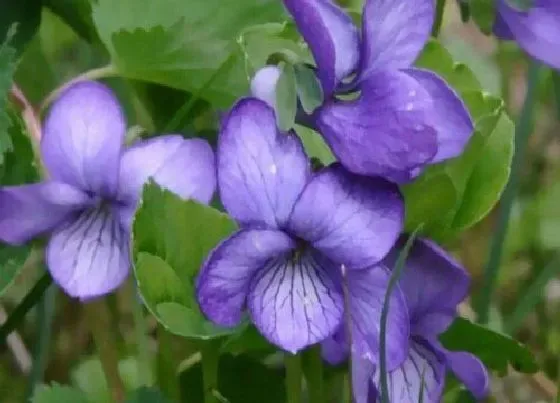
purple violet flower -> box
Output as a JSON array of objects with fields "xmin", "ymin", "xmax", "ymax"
[
  {"xmin": 0, "ymin": 81, "xmax": 216, "ymax": 300},
  {"xmin": 494, "ymin": 0, "xmax": 560, "ymax": 69},
  {"xmin": 251, "ymin": 0, "xmax": 474, "ymax": 183},
  {"xmin": 323, "ymin": 237, "xmax": 489, "ymax": 403},
  {"xmin": 196, "ymin": 97, "xmax": 409, "ymax": 356}
]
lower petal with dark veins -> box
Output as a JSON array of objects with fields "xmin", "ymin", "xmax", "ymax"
[
  {"xmin": 46, "ymin": 206, "xmax": 130, "ymax": 299},
  {"xmin": 248, "ymin": 249, "xmax": 343, "ymax": 354}
]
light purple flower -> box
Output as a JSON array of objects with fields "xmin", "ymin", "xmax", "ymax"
[
  {"xmin": 323, "ymin": 237, "xmax": 489, "ymax": 403},
  {"xmin": 196, "ymin": 98, "xmax": 408, "ymax": 355},
  {"xmin": 0, "ymin": 81, "xmax": 216, "ymax": 300},
  {"xmin": 251, "ymin": 0, "xmax": 474, "ymax": 183},
  {"xmin": 494, "ymin": 0, "xmax": 560, "ymax": 69}
]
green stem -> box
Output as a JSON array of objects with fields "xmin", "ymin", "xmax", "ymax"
[
  {"xmin": 0, "ymin": 271, "xmax": 52, "ymax": 343},
  {"xmin": 476, "ymin": 61, "xmax": 541, "ymax": 324},
  {"xmin": 285, "ymin": 353, "xmax": 303, "ymax": 403},
  {"xmin": 131, "ymin": 287, "xmax": 152, "ymax": 386},
  {"xmin": 379, "ymin": 230, "xmax": 420, "ymax": 403},
  {"xmin": 303, "ymin": 346, "xmax": 324, "ymax": 403},
  {"xmin": 201, "ymin": 340, "xmax": 221, "ymax": 403},
  {"xmin": 40, "ymin": 64, "xmax": 117, "ymax": 112},
  {"xmin": 84, "ymin": 299, "xmax": 125, "ymax": 403},
  {"xmin": 25, "ymin": 283, "xmax": 56, "ymax": 400},
  {"xmin": 156, "ymin": 325, "xmax": 181, "ymax": 402},
  {"xmin": 432, "ymin": 0, "xmax": 447, "ymax": 37}
]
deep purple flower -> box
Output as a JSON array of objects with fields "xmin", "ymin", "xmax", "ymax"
[
  {"xmin": 0, "ymin": 81, "xmax": 216, "ymax": 299},
  {"xmin": 494, "ymin": 0, "xmax": 560, "ymax": 69},
  {"xmin": 196, "ymin": 98, "xmax": 409, "ymax": 355},
  {"xmin": 323, "ymin": 237, "xmax": 489, "ymax": 403},
  {"xmin": 251, "ymin": 0, "xmax": 474, "ymax": 183}
]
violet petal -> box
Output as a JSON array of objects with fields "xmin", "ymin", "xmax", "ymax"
[
  {"xmin": 288, "ymin": 164, "xmax": 404, "ymax": 268},
  {"xmin": 46, "ymin": 207, "xmax": 130, "ymax": 299},
  {"xmin": 0, "ymin": 182, "xmax": 92, "ymax": 244},
  {"xmin": 218, "ymin": 98, "xmax": 310, "ymax": 229},
  {"xmin": 284, "ymin": 0, "xmax": 359, "ymax": 95},
  {"xmin": 42, "ymin": 81, "xmax": 126, "ymax": 197},
  {"xmin": 359, "ymin": 0, "xmax": 434, "ymax": 78},
  {"xmin": 248, "ymin": 248, "xmax": 343, "ymax": 353},
  {"xmin": 196, "ymin": 229, "xmax": 296, "ymax": 327},
  {"xmin": 315, "ymin": 70, "xmax": 438, "ymax": 182}
]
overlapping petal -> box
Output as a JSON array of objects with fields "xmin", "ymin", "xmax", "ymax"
[
  {"xmin": 218, "ymin": 98, "xmax": 310, "ymax": 229},
  {"xmin": 119, "ymin": 135, "xmax": 215, "ymax": 203},
  {"xmin": 350, "ymin": 356, "xmax": 375, "ymax": 403},
  {"xmin": 346, "ymin": 265, "xmax": 409, "ymax": 370},
  {"xmin": 316, "ymin": 70, "xmax": 437, "ymax": 182},
  {"xmin": 288, "ymin": 164, "xmax": 404, "ymax": 268},
  {"xmin": 359, "ymin": 0, "xmax": 434, "ymax": 78},
  {"xmin": 494, "ymin": 11, "xmax": 515, "ymax": 39},
  {"xmin": 385, "ymin": 237, "xmax": 470, "ymax": 337},
  {"xmin": 444, "ymin": 350, "xmax": 490, "ymax": 400},
  {"xmin": 497, "ymin": 0, "xmax": 560, "ymax": 69},
  {"xmin": 321, "ymin": 330, "xmax": 348, "ymax": 365},
  {"xmin": 371, "ymin": 338, "xmax": 446, "ymax": 403},
  {"xmin": 42, "ymin": 81, "xmax": 126, "ymax": 196},
  {"xmin": 283, "ymin": 0, "xmax": 359, "ymax": 95},
  {"xmin": 404, "ymin": 69, "xmax": 474, "ymax": 163},
  {"xmin": 197, "ymin": 229, "xmax": 296, "ymax": 327},
  {"xmin": 117, "ymin": 135, "xmax": 216, "ymax": 228},
  {"xmin": 0, "ymin": 182, "xmax": 93, "ymax": 244},
  {"xmin": 46, "ymin": 207, "xmax": 129, "ymax": 299},
  {"xmin": 248, "ymin": 249, "xmax": 343, "ymax": 353}
]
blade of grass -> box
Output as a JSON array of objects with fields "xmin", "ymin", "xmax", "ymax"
[
  {"xmin": 477, "ymin": 60, "xmax": 541, "ymax": 324},
  {"xmin": 379, "ymin": 228, "xmax": 422, "ymax": 403},
  {"xmin": 505, "ymin": 253, "xmax": 560, "ymax": 333},
  {"xmin": 25, "ymin": 283, "xmax": 56, "ymax": 400},
  {"xmin": 0, "ymin": 271, "xmax": 53, "ymax": 343}
]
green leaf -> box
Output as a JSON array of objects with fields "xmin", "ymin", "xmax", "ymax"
[
  {"xmin": 132, "ymin": 182, "xmax": 238, "ymax": 339},
  {"xmin": 470, "ymin": 0, "xmax": 497, "ymax": 35},
  {"xmin": 180, "ymin": 354, "xmax": 286, "ymax": 403},
  {"xmin": 404, "ymin": 40, "xmax": 514, "ymax": 240},
  {"xmin": 239, "ymin": 22, "xmax": 311, "ymax": 77},
  {"xmin": 296, "ymin": 125, "xmax": 335, "ymax": 165},
  {"xmin": 43, "ymin": 0, "xmax": 97, "ymax": 42},
  {"xmin": 91, "ymin": 0, "xmax": 286, "ymax": 107},
  {"xmin": 402, "ymin": 173, "xmax": 457, "ymax": 234},
  {"xmin": 276, "ymin": 62, "xmax": 298, "ymax": 132},
  {"xmin": 126, "ymin": 387, "xmax": 170, "ymax": 403},
  {"xmin": 0, "ymin": 35, "xmax": 17, "ymax": 165},
  {"xmin": 71, "ymin": 357, "xmax": 149, "ymax": 403},
  {"xmin": 31, "ymin": 383, "xmax": 89, "ymax": 403},
  {"xmin": 416, "ymin": 40, "xmax": 480, "ymax": 92},
  {"xmin": 440, "ymin": 317, "xmax": 538, "ymax": 375},
  {"xmin": 294, "ymin": 64, "xmax": 323, "ymax": 114},
  {"xmin": 0, "ymin": 1, "xmax": 42, "ymax": 55},
  {"xmin": 222, "ymin": 324, "xmax": 276, "ymax": 356}
]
